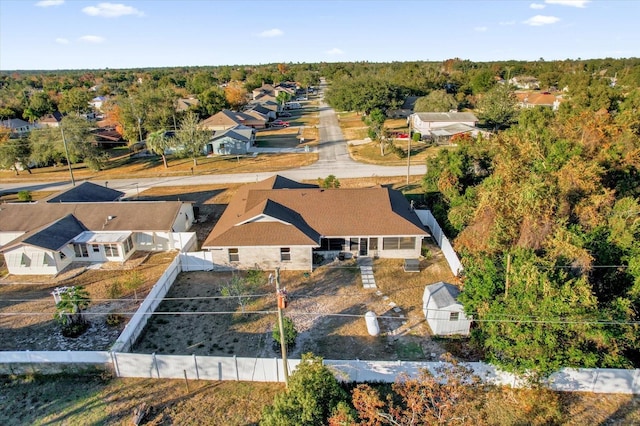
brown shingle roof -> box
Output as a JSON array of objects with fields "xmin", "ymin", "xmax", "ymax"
[{"xmin": 202, "ymin": 176, "xmax": 427, "ymax": 248}]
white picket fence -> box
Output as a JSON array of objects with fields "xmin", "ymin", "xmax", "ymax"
[
  {"xmin": 414, "ymin": 209, "xmax": 463, "ymax": 276},
  {"xmin": 0, "ymin": 350, "xmax": 638, "ymax": 394}
]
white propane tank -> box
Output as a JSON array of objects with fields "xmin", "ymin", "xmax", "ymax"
[{"xmin": 365, "ymin": 311, "xmax": 380, "ymax": 336}]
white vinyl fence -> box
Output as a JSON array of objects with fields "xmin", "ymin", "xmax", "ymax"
[
  {"xmin": 179, "ymin": 251, "xmax": 232, "ymax": 272},
  {"xmin": 110, "ymin": 255, "xmax": 182, "ymax": 352},
  {"xmin": 415, "ymin": 209, "xmax": 463, "ymax": 276},
  {"xmin": 1, "ymin": 351, "xmax": 638, "ymax": 394}
]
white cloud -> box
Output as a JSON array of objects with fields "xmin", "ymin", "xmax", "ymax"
[
  {"xmin": 258, "ymin": 28, "xmax": 283, "ymax": 37},
  {"xmin": 36, "ymin": 0, "xmax": 64, "ymax": 6},
  {"xmin": 326, "ymin": 48, "xmax": 344, "ymax": 55},
  {"xmin": 82, "ymin": 3, "xmax": 144, "ymax": 18},
  {"xmin": 524, "ymin": 15, "xmax": 560, "ymax": 26},
  {"xmin": 55, "ymin": 37, "xmax": 69, "ymax": 44},
  {"xmin": 530, "ymin": 3, "xmax": 546, "ymax": 9},
  {"xmin": 79, "ymin": 35, "xmax": 105, "ymax": 43},
  {"xmin": 545, "ymin": 0, "xmax": 590, "ymax": 7},
  {"xmin": 474, "ymin": 26, "xmax": 488, "ymax": 32}
]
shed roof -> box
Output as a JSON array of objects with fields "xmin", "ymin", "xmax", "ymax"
[
  {"xmin": 44, "ymin": 181, "xmax": 124, "ymax": 203},
  {"xmin": 423, "ymin": 281, "xmax": 461, "ymax": 309}
]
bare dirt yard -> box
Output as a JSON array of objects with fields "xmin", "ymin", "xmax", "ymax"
[
  {"xmin": 0, "ymin": 252, "xmax": 175, "ymax": 351},
  {"xmin": 133, "ymin": 241, "xmax": 458, "ymax": 361}
]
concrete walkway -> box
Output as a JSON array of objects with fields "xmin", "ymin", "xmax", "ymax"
[{"xmin": 357, "ymin": 257, "xmax": 377, "ymax": 289}]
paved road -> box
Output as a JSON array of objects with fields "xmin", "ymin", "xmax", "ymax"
[{"xmin": 0, "ymin": 81, "xmax": 425, "ymax": 196}]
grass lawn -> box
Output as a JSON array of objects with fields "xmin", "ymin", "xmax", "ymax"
[
  {"xmin": 2, "ymin": 372, "xmax": 638, "ymax": 425},
  {"xmin": 348, "ymin": 139, "xmax": 454, "ymax": 167},
  {"xmin": 0, "ymin": 150, "xmax": 317, "ymax": 184}
]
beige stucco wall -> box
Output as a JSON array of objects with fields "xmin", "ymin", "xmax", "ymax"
[{"xmin": 209, "ymin": 246, "xmax": 313, "ymax": 271}]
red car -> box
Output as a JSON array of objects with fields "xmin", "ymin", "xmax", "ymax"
[{"xmin": 271, "ymin": 119, "xmax": 290, "ymax": 127}]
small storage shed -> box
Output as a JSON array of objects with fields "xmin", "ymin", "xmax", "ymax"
[{"xmin": 422, "ymin": 281, "xmax": 471, "ymax": 336}]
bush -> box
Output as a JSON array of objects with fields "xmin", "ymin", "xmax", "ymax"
[
  {"xmin": 105, "ymin": 313, "xmax": 124, "ymax": 327},
  {"xmin": 17, "ymin": 190, "xmax": 32, "ymax": 202},
  {"xmin": 107, "ymin": 280, "xmax": 123, "ymax": 299},
  {"xmin": 61, "ymin": 321, "xmax": 89, "ymax": 338},
  {"xmin": 272, "ymin": 316, "xmax": 297, "ymax": 348}
]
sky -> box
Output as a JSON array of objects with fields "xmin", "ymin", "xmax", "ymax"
[{"xmin": 1, "ymin": 0, "xmax": 639, "ymax": 71}]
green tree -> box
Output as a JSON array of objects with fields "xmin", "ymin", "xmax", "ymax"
[
  {"xmin": 318, "ymin": 175, "xmax": 341, "ymax": 188},
  {"xmin": 54, "ymin": 286, "xmax": 91, "ymax": 337},
  {"xmin": 0, "ymin": 136, "xmax": 32, "ymax": 175},
  {"xmin": 28, "ymin": 126, "xmax": 65, "ymax": 166},
  {"xmin": 60, "ymin": 115, "xmax": 106, "ymax": 171},
  {"xmin": 23, "ymin": 91, "xmax": 54, "ymax": 122},
  {"xmin": 260, "ymin": 353, "xmax": 348, "ymax": 426},
  {"xmin": 477, "ymin": 83, "xmax": 518, "ymax": 131},
  {"xmin": 145, "ymin": 129, "xmax": 173, "ymax": 168},
  {"xmin": 414, "ymin": 89, "xmax": 458, "ymax": 112},
  {"xmin": 198, "ymin": 87, "xmax": 228, "ymax": 116},
  {"xmin": 221, "ymin": 270, "xmax": 264, "ymax": 314},
  {"xmin": 363, "ymin": 108, "xmax": 388, "ymax": 156},
  {"xmin": 470, "ymin": 69, "xmax": 496, "ymax": 94},
  {"xmin": 272, "ymin": 316, "xmax": 297, "ymax": 348},
  {"xmin": 175, "ymin": 112, "xmax": 210, "ymax": 167},
  {"xmin": 59, "ymin": 87, "xmax": 92, "ymax": 115}
]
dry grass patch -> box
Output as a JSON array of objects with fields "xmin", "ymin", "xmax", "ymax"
[
  {"xmin": 348, "ymin": 140, "xmax": 451, "ymax": 166},
  {"xmin": 0, "ymin": 251, "xmax": 175, "ymax": 351}
]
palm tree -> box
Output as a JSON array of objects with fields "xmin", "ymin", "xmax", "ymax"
[
  {"xmin": 146, "ymin": 129, "xmax": 173, "ymax": 168},
  {"xmin": 54, "ymin": 286, "xmax": 91, "ymax": 336}
]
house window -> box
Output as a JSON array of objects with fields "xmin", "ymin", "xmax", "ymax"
[
  {"xmin": 350, "ymin": 238, "xmax": 359, "ymax": 251},
  {"xmin": 73, "ymin": 244, "xmax": 89, "ymax": 258},
  {"xmin": 369, "ymin": 238, "xmax": 378, "ymax": 250},
  {"xmin": 319, "ymin": 238, "xmax": 344, "ymax": 251},
  {"xmin": 104, "ymin": 244, "xmax": 119, "ymax": 257},
  {"xmin": 382, "ymin": 237, "xmax": 399, "ymax": 250},
  {"xmin": 59, "ymin": 251, "xmax": 66, "ymax": 260},
  {"xmin": 123, "ymin": 236, "xmax": 133, "ymax": 254},
  {"xmin": 228, "ymin": 248, "xmax": 239, "ymax": 262},
  {"xmin": 449, "ymin": 312, "xmax": 460, "ymax": 321},
  {"xmin": 382, "ymin": 237, "xmax": 416, "ymax": 250},
  {"xmin": 399, "ymin": 237, "xmax": 415, "ymax": 250},
  {"xmin": 91, "ymin": 244, "xmax": 100, "ymax": 253},
  {"xmin": 280, "ymin": 247, "xmax": 291, "ymax": 261}
]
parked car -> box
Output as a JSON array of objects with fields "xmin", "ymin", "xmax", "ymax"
[
  {"xmin": 271, "ymin": 119, "xmax": 290, "ymax": 128},
  {"xmin": 278, "ymin": 111, "xmax": 292, "ymax": 117},
  {"xmin": 296, "ymin": 96, "xmax": 308, "ymax": 101}
]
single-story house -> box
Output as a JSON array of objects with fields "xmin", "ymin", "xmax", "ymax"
[
  {"xmin": 206, "ymin": 125, "xmax": 255, "ymax": 155},
  {"xmin": 37, "ymin": 111, "xmax": 64, "ymax": 128},
  {"xmin": 387, "ymin": 96, "xmax": 419, "ymax": 118},
  {"xmin": 508, "ymin": 76, "xmax": 540, "ymax": 90},
  {"xmin": 89, "ymin": 96, "xmax": 107, "ymax": 111},
  {"xmin": 202, "ymin": 175, "xmax": 429, "ymax": 271},
  {"xmin": 515, "ymin": 92, "xmax": 563, "ymax": 111},
  {"xmin": 44, "ymin": 181, "xmax": 124, "ymax": 203},
  {"xmin": 422, "ymin": 282, "xmax": 471, "ymax": 336},
  {"xmin": 1, "ymin": 118, "xmax": 35, "ymax": 137},
  {"xmin": 246, "ymin": 104, "xmax": 276, "ymax": 120},
  {"xmin": 176, "ymin": 97, "xmax": 200, "ymax": 113},
  {"xmin": 409, "ymin": 112, "xmax": 480, "ymax": 141},
  {"xmin": 0, "ymin": 198, "xmax": 195, "ymax": 275},
  {"xmin": 200, "ymin": 109, "xmax": 267, "ymax": 131}
]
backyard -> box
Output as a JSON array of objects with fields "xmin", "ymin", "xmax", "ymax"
[{"xmin": 133, "ymin": 241, "xmax": 458, "ymax": 361}]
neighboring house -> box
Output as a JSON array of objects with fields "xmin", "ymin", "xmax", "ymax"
[
  {"xmin": 1, "ymin": 118, "xmax": 35, "ymax": 137},
  {"xmin": 176, "ymin": 97, "xmax": 200, "ymax": 113},
  {"xmin": 202, "ymin": 175, "xmax": 428, "ymax": 271},
  {"xmin": 200, "ymin": 109, "xmax": 267, "ymax": 131},
  {"xmin": 409, "ymin": 112, "xmax": 480, "ymax": 141},
  {"xmin": 43, "ymin": 181, "xmax": 124, "ymax": 203},
  {"xmin": 206, "ymin": 125, "xmax": 255, "ymax": 155},
  {"xmin": 0, "ymin": 197, "xmax": 195, "ymax": 276},
  {"xmin": 515, "ymin": 92, "xmax": 563, "ymax": 111},
  {"xmin": 252, "ymin": 83, "xmax": 276, "ymax": 100},
  {"xmin": 422, "ymin": 281, "xmax": 471, "ymax": 336},
  {"xmin": 37, "ymin": 111, "xmax": 64, "ymax": 128},
  {"xmin": 246, "ymin": 104, "xmax": 276, "ymax": 120},
  {"xmin": 508, "ymin": 76, "xmax": 540, "ymax": 90},
  {"xmin": 387, "ymin": 96, "xmax": 419, "ymax": 118},
  {"xmin": 89, "ymin": 96, "xmax": 107, "ymax": 111}
]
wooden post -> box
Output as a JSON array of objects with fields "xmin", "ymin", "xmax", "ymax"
[{"xmin": 183, "ymin": 369, "xmax": 190, "ymax": 393}]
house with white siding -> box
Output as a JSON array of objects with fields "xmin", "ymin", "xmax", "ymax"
[
  {"xmin": 206, "ymin": 125, "xmax": 255, "ymax": 155},
  {"xmin": 202, "ymin": 175, "xmax": 428, "ymax": 271},
  {"xmin": 0, "ymin": 184, "xmax": 196, "ymax": 275},
  {"xmin": 422, "ymin": 281, "xmax": 471, "ymax": 336},
  {"xmin": 409, "ymin": 112, "xmax": 479, "ymax": 141}
]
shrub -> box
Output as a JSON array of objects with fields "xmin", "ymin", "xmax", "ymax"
[
  {"xmin": 17, "ymin": 190, "xmax": 32, "ymax": 202},
  {"xmin": 107, "ymin": 280, "xmax": 123, "ymax": 299},
  {"xmin": 272, "ymin": 316, "xmax": 297, "ymax": 348},
  {"xmin": 105, "ymin": 313, "xmax": 124, "ymax": 327}
]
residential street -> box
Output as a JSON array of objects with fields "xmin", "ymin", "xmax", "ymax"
[{"xmin": 0, "ymin": 84, "xmax": 426, "ymax": 196}]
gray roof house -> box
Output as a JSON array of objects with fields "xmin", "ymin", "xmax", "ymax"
[
  {"xmin": 0, "ymin": 197, "xmax": 195, "ymax": 276},
  {"xmin": 422, "ymin": 282, "xmax": 471, "ymax": 336},
  {"xmin": 206, "ymin": 125, "xmax": 256, "ymax": 156},
  {"xmin": 1, "ymin": 118, "xmax": 35, "ymax": 137},
  {"xmin": 44, "ymin": 181, "xmax": 124, "ymax": 203}
]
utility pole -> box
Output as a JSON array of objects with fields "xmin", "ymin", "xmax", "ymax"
[
  {"xmin": 275, "ymin": 267, "xmax": 289, "ymax": 387},
  {"xmin": 59, "ymin": 125, "xmax": 75, "ymax": 187},
  {"xmin": 406, "ymin": 117, "xmax": 412, "ymax": 186}
]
